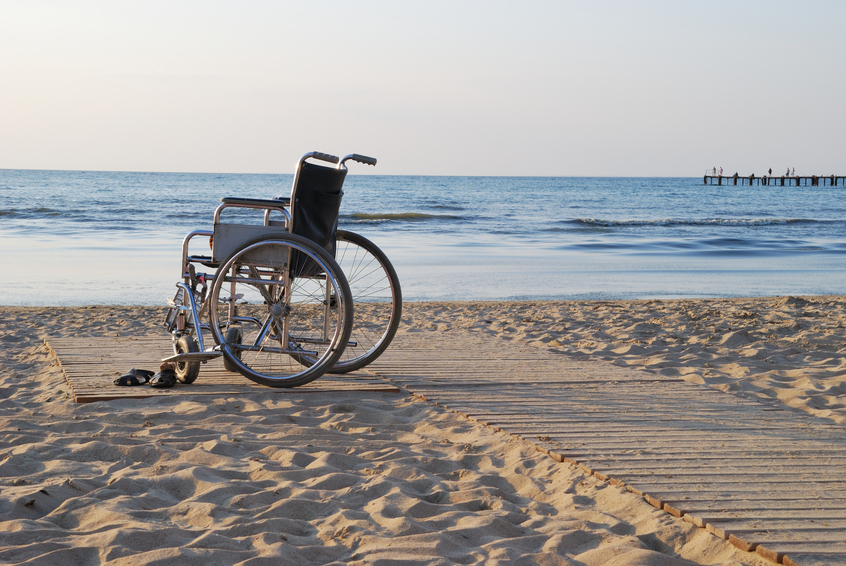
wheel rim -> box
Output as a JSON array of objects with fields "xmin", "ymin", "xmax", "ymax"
[
  {"xmin": 209, "ymin": 237, "xmax": 351, "ymax": 385},
  {"xmin": 331, "ymin": 231, "xmax": 401, "ymax": 371}
]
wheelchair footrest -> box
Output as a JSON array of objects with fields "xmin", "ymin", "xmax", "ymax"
[{"xmin": 162, "ymin": 351, "xmax": 223, "ymax": 363}]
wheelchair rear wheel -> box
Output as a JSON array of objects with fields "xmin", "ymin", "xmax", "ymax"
[
  {"xmin": 328, "ymin": 230, "xmax": 402, "ymax": 373},
  {"xmin": 208, "ymin": 234, "xmax": 353, "ymax": 388}
]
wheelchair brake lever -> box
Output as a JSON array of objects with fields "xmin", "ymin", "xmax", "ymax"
[{"xmin": 188, "ymin": 264, "xmax": 197, "ymax": 292}]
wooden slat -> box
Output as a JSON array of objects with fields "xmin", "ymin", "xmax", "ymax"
[
  {"xmin": 45, "ymin": 336, "xmax": 400, "ymax": 403},
  {"xmin": 707, "ymin": 520, "xmax": 846, "ymax": 539}
]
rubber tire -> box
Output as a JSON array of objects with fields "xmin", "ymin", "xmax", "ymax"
[
  {"xmin": 329, "ymin": 230, "xmax": 402, "ymax": 373},
  {"xmin": 174, "ymin": 335, "xmax": 200, "ymax": 384},
  {"xmin": 208, "ymin": 233, "xmax": 353, "ymax": 388},
  {"xmin": 222, "ymin": 326, "xmax": 242, "ymax": 373}
]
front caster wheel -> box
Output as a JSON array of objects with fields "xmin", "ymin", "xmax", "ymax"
[
  {"xmin": 174, "ymin": 335, "xmax": 200, "ymax": 384},
  {"xmin": 222, "ymin": 326, "xmax": 243, "ymax": 373}
]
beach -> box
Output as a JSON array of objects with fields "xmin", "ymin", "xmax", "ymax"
[
  {"xmin": 4, "ymin": 1, "xmax": 845, "ymax": 562},
  {"xmin": 5, "ymin": 298, "xmax": 842, "ymax": 564}
]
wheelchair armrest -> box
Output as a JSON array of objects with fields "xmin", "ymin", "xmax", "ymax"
[
  {"xmin": 220, "ymin": 197, "xmax": 290, "ymax": 207},
  {"xmin": 214, "ymin": 198, "xmax": 291, "ymax": 227}
]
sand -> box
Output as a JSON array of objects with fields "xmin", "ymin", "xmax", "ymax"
[{"xmin": 4, "ymin": 297, "xmax": 837, "ymax": 564}]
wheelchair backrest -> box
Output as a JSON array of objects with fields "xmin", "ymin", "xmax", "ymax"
[
  {"xmin": 289, "ymin": 161, "xmax": 347, "ymax": 277},
  {"xmin": 290, "ymin": 161, "xmax": 347, "ymax": 255}
]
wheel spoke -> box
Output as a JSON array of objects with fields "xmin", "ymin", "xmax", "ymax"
[
  {"xmin": 329, "ymin": 231, "xmax": 401, "ymax": 373},
  {"xmin": 208, "ymin": 235, "xmax": 352, "ymax": 387}
]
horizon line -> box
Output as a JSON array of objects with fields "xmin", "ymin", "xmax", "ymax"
[{"xmin": 0, "ymin": 167, "xmax": 750, "ymax": 179}]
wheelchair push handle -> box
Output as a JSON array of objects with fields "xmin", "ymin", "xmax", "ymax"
[
  {"xmin": 300, "ymin": 151, "xmax": 377, "ymax": 169},
  {"xmin": 341, "ymin": 154, "xmax": 377, "ymax": 167},
  {"xmin": 308, "ymin": 151, "xmax": 340, "ymax": 164},
  {"xmin": 352, "ymin": 154, "xmax": 377, "ymax": 166}
]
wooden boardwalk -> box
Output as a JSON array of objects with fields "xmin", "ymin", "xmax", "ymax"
[
  {"xmin": 47, "ymin": 331, "xmax": 846, "ymax": 564},
  {"xmin": 46, "ymin": 336, "xmax": 399, "ymax": 403},
  {"xmin": 365, "ymin": 332, "xmax": 846, "ymax": 566}
]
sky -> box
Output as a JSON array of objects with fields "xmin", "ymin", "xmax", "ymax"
[{"xmin": 1, "ymin": 1, "xmax": 844, "ymax": 176}]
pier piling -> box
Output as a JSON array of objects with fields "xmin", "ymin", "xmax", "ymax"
[{"xmin": 704, "ymin": 174, "xmax": 843, "ymax": 187}]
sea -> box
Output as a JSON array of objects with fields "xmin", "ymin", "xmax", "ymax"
[{"xmin": 2, "ymin": 169, "xmax": 846, "ymax": 306}]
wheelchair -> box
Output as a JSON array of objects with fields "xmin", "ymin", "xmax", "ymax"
[{"xmin": 163, "ymin": 151, "xmax": 402, "ymax": 388}]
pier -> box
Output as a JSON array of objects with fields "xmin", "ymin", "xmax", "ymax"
[{"xmin": 704, "ymin": 173, "xmax": 844, "ymax": 187}]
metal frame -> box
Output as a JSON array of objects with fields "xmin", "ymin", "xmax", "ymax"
[{"xmin": 207, "ymin": 237, "xmax": 348, "ymax": 359}]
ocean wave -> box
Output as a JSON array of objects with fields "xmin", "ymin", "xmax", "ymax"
[
  {"xmin": 0, "ymin": 207, "xmax": 64, "ymax": 218},
  {"xmin": 344, "ymin": 212, "xmax": 463, "ymax": 222},
  {"xmin": 572, "ymin": 217, "xmax": 821, "ymax": 227},
  {"xmin": 430, "ymin": 203, "xmax": 466, "ymax": 211},
  {"xmin": 556, "ymin": 237, "xmax": 844, "ymax": 256}
]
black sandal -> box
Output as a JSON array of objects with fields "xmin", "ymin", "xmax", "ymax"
[
  {"xmin": 150, "ymin": 363, "xmax": 177, "ymax": 389},
  {"xmin": 114, "ymin": 368, "xmax": 155, "ymax": 386}
]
